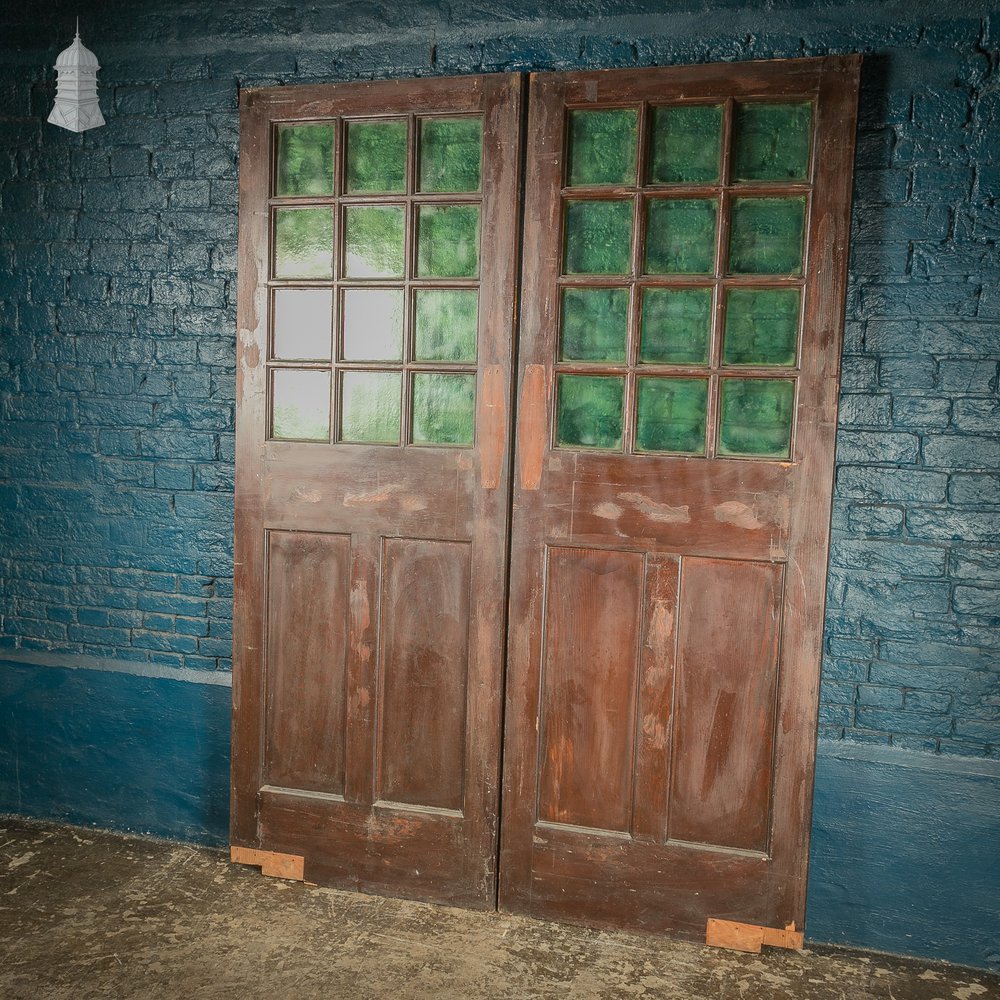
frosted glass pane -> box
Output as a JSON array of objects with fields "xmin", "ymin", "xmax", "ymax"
[
  {"xmin": 272, "ymin": 288, "xmax": 333, "ymax": 361},
  {"xmin": 342, "ymin": 288, "xmax": 404, "ymax": 361},
  {"xmin": 272, "ymin": 369, "xmax": 330, "ymax": 441}
]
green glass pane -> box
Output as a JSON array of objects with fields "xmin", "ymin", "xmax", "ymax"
[
  {"xmin": 645, "ymin": 198, "xmax": 718, "ymax": 275},
  {"xmin": 275, "ymin": 124, "xmax": 334, "ymax": 197},
  {"xmin": 419, "ymin": 117, "xmax": 483, "ymax": 193},
  {"xmin": 555, "ymin": 375, "xmax": 624, "ymax": 450},
  {"xmin": 345, "ymin": 120, "xmax": 407, "ymax": 194},
  {"xmin": 274, "ymin": 208, "xmax": 333, "ymax": 279},
  {"xmin": 733, "ymin": 103, "xmax": 812, "ymax": 182},
  {"xmin": 344, "ymin": 205, "xmax": 405, "ymax": 278},
  {"xmin": 563, "ymin": 200, "xmax": 633, "ymax": 275},
  {"xmin": 417, "ymin": 205, "xmax": 480, "ymax": 278},
  {"xmin": 560, "ymin": 287, "xmax": 628, "ymax": 362},
  {"xmin": 340, "ymin": 371, "xmax": 402, "ymax": 444},
  {"xmin": 640, "ymin": 288, "xmax": 712, "ymax": 365},
  {"xmin": 567, "ymin": 109, "xmax": 638, "ymax": 187},
  {"xmin": 342, "ymin": 288, "xmax": 403, "ymax": 361},
  {"xmin": 718, "ymin": 378, "xmax": 795, "ymax": 458},
  {"xmin": 729, "ymin": 197, "xmax": 806, "ymax": 275},
  {"xmin": 272, "ymin": 369, "xmax": 330, "ymax": 441},
  {"xmin": 412, "ymin": 373, "xmax": 476, "ymax": 446},
  {"xmin": 636, "ymin": 377, "xmax": 708, "ymax": 454},
  {"xmin": 414, "ymin": 289, "xmax": 478, "ymax": 362},
  {"xmin": 648, "ymin": 105, "xmax": 722, "ymax": 184},
  {"xmin": 723, "ymin": 288, "xmax": 800, "ymax": 367},
  {"xmin": 272, "ymin": 288, "xmax": 333, "ymax": 361}
]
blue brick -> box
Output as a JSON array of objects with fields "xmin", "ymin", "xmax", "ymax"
[
  {"xmin": 904, "ymin": 690, "xmax": 953, "ymax": 713},
  {"xmin": 855, "ymin": 708, "xmax": 953, "ymax": 737},
  {"xmin": 924, "ymin": 434, "xmax": 1000, "ymax": 471},
  {"xmin": 136, "ymin": 593, "xmax": 208, "ymax": 617},
  {"xmin": 847, "ymin": 504, "xmax": 904, "ymax": 535},
  {"xmin": 950, "ymin": 549, "xmax": 1000, "ymax": 583},
  {"xmin": 892, "ymin": 395, "xmax": 951, "ymax": 430},
  {"xmin": 836, "ymin": 467, "xmax": 947, "ymax": 503},
  {"xmin": 953, "ymin": 586, "xmax": 1000, "ymax": 617},
  {"xmin": 937, "ymin": 359, "xmax": 998, "ymax": 394},
  {"xmin": 836, "ymin": 431, "xmax": 920, "ymax": 465},
  {"xmin": 197, "ymin": 637, "xmax": 233, "ymax": 657},
  {"xmin": 131, "ymin": 631, "xmax": 199, "ymax": 653},
  {"xmin": 857, "ymin": 685, "xmax": 904, "ymax": 709}
]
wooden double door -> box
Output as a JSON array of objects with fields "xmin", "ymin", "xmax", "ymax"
[{"xmin": 232, "ymin": 57, "xmax": 861, "ymax": 937}]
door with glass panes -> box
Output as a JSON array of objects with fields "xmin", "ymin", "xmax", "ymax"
[{"xmin": 232, "ymin": 57, "xmax": 860, "ymax": 934}]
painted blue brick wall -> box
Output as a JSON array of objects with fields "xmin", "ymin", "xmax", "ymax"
[
  {"xmin": 0, "ymin": 0, "xmax": 998, "ymax": 969},
  {"xmin": 1, "ymin": 0, "xmax": 996, "ymax": 751}
]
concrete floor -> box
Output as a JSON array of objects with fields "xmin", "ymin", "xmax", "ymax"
[{"xmin": 1, "ymin": 817, "xmax": 997, "ymax": 1000}]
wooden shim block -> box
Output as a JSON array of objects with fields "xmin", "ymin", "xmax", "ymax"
[
  {"xmin": 706, "ymin": 918, "xmax": 804, "ymax": 953},
  {"xmin": 231, "ymin": 845, "xmax": 305, "ymax": 881}
]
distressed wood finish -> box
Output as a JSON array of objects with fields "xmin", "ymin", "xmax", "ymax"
[
  {"xmin": 500, "ymin": 57, "xmax": 861, "ymax": 936},
  {"xmin": 232, "ymin": 74, "xmax": 523, "ymax": 908}
]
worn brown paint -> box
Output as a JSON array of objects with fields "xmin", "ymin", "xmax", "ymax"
[
  {"xmin": 232, "ymin": 74, "xmax": 524, "ymax": 909},
  {"xmin": 500, "ymin": 56, "xmax": 861, "ymax": 937},
  {"xmin": 234, "ymin": 58, "xmax": 860, "ymax": 938}
]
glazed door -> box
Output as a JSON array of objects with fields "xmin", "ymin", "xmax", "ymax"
[
  {"xmin": 500, "ymin": 57, "xmax": 860, "ymax": 935},
  {"xmin": 231, "ymin": 75, "xmax": 523, "ymax": 907}
]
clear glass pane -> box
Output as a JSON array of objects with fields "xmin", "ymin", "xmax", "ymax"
[
  {"xmin": 560, "ymin": 287, "xmax": 628, "ymax": 362},
  {"xmin": 274, "ymin": 208, "xmax": 333, "ymax": 279},
  {"xmin": 412, "ymin": 373, "xmax": 476, "ymax": 445},
  {"xmin": 733, "ymin": 103, "xmax": 812, "ymax": 182},
  {"xmin": 414, "ymin": 289, "xmax": 478, "ymax": 362},
  {"xmin": 272, "ymin": 369, "xmax": 330, "ymax": 441},
  {"xmin": 417, "ymin": 205, "xmax": 480, "ymax": 278},
  {"xmin": 419, "ymin": 117, "xmax": 483, "ymax": 193},
  {"xmin": 645, "ymin": 198, "xmax": 717, "ymax": 274},
  {"xmin": 640, "ymin": 287, "xmax": 712, "ymax": 365},
  {"xmin": 648, "ymin": 105, "xmax": 723, "ymax": 184},
  {"xmin": 343, "ymin": 205, "xmax": 405, "ymax": 278},
  {"xmin": 723, "ymin": 288, "xmax": 800, "ymax": 366},
  {"xmin": 718, "ymin": 378, "xmax": 795, "ymax": 458},
  {"xmin": 340, "ymin": 370, "xmax": 402, "ymax": 444},
  {"xmin": 635, "ymin": 377, "xmax": 708, "ymax": 454},
  {"xmin": 272, "ymin": 288, "xmax": 333, "ymax": 361},
  {"xmin": 555, "ymin": 374, "xmax": 624, "ymax": 450},
  {"xmin": 345, "ymin": 119, "xmax": 407, "ymax": 194},
  {"xmin": 275, "ymin": 124, "xmax": 334, "ymax": 197},
  {"xmin": 342, "ymin": 288, "xmax": 404, "ymax": 361},
  {"xmin": 563, "ymin": 200, "xmax": 633, "ymax": 275},
  {"xmin": 567, "ymin": 109, "xmax": 638, "ymax": 187},
  {"xmin": 729, "ymin": 197, "xmax": 806, "ymax": 275}
]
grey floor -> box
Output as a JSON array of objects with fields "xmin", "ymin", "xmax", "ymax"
[{"xmin": 1, "ymin": 816, "xmax": 997, "ymax": 1000}]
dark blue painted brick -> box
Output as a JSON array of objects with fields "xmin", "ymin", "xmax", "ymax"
[{"xmin": 855, "ymin": 708, "xmax": 953, "ymax": 737}]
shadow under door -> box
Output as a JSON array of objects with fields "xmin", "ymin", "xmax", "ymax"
[{"xmin": 231, "ymin": 56, "xmax": 861, "ymax": 936}]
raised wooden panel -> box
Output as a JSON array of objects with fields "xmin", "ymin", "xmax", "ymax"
[
  {"xmin": 377, "ymin": 537, "xmax": 472, "ymax": 812},
  {"xmin": 537, "ymin": 546, "xmax": 644, "ymax": 832},
  {"xmin": 264, "ymin": 530, "xmax": 351, "ymax": 794},
  {"xmin": 668, "ymin": 557, "xmax": 784, "ymax": 853}
]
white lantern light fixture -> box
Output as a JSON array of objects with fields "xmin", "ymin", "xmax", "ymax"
[{"xmin": 48, "ymin": 19, "xmax": 105, "ymax": 133}]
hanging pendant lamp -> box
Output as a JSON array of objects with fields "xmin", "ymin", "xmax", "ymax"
[{"xmin": 48, "ymin": 19, "xmax": 106, "ymax": 133}]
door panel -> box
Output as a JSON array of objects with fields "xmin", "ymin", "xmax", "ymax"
[
  {"xmin": 500, "ymin": 57, "xmax": 860, "ymax": 936},
  {"xmin": 537, "ymin": 546, "xmax": 644, "ymax": 833},
  {"xmin": 232, "ymin": 74, "xmax": 523, "ymax": 908},
  {"xmin": 263, "ymin": 530, "xmax": 351, "ymax": 794},
  {"xmin": 377, "ymin": 537, "xmax": 472, "ymax": 812},
  {"xmin": 668, "ymin": 557, "xmax": 783, "ymax": 853}
]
